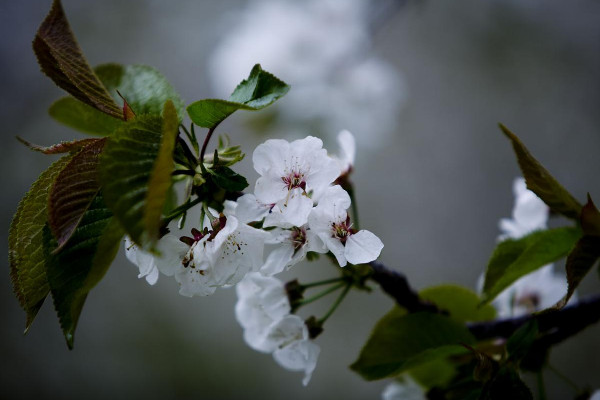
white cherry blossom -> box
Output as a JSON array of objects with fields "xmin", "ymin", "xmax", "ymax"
[
  {"xmin": 253, "ymin": 136, "xmax": 341, "ymax": 227},
  {"xmin": 308, "ymin": 185, "xmax": 383, "ymax": 267},
  {"xmin": 124, "ymin": 235, "xmax": 190, "ymax": 285},
  {"xmin": 479, "ymin": 177, "xmax": 571, "ymax": 316},
  {"xmin": 174, "ymin": 215, "xmax": 269, "ymax": 297},
  {"xmin": 260, "ymin": 226, "xmax": 327, "ymax": 276},
  {"xmin": 499, "ymin": 177, "xmax": 548, "ymax": 240},
  {"xmin": 235, "ymin": 272, "xmax": 292, "ymax": 352},
  {"xmin": 333, "ymin": 129, "xmax": 356, "ymax": 176},
  {"xmin": 235, "ymin": 273, "xmax": 320, "ymax": 385}
]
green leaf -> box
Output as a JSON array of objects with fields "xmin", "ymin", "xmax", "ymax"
[
  {"xmin": 481, "ymin": 227, "xmax": 582, "ymax": 304},
  {"xmin": 506, "ymin": 320, "xmax": 539, "ymax": 363},
  {"xmin": 48, "ymin": 97, "xmax": 124, "ymax": 136},
  {"xmin": 48, "ymin": 138, "xmax": 106, "ymax": 250},
  {"xmin": 9, "ymin": 155, "xmax": 73, "ymax": 331},
  {"xmin": 554, "ymin": 235, "xmax": 600, "ymax": 309},
  {"xmin": 420, "ymin": 285, "xmax": 496, "ymax": 323},
  {"xmin": 95, "ymin": 64, "xmax": 186, "ymax": 121},
  {"xmin": 100, "ymin": 110, "xmax": 177, "ymax": 247},
  {"xmin": 187, "ymin": 64, "xmax": 289, "ymax": 129},
  {"xmin": 206, "ymin": 166, "xmax": 249, "ymax": 192},
  {"xmin": 500, "ymin": 124, "xmax": 582, "ymax": 220},
  {"xmin": 350, "ymin": 310, "xmax": 475, "ymax": 381},
  {"xmin": 144, "ymin": 100, "xmax": 179, "ymax": 243},
  {"xmin": 44, "ymin": 194, "xmax": 123, "ymax": 348},
  {"xmin": 33, "ymin": 0, "xmax": 121, "ymax": 119}
]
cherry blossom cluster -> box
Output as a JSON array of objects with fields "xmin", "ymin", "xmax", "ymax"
[{"xmin": 125, "ymin": 131, "xmax": 383, "ymax": 384}]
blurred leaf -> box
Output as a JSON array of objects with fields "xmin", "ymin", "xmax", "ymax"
[
  {"xmin": 350, "ymin": 310, "xmax": 475, "ymax": 381},
  {"xmin": 410, "ymin": 358, "xmax": 457, "ymax": 389},
  {"xmin": 506, "ymin": 320, "xmax": 538, "ymax": 363},
  {"xmin": 481, "ymin": 367, "xmax": 533, "ymax": 400},
  {"xmin": 581, "ymin": 194, "xmax": 600, "ymax": 236},
  {"xmin": 100, "ymin": 109, "xmax": 177, "ymax": 248},
  {"xmin": 420, "ymin": 285, "xmax": 496, "ymax": 323},
  {"xmin": 95, "ymin": 64, "xmax": 185, "ymax": 121},
  {"xmin": 48, "ymin": 138, "xmax": 106, "ymax": 250},
  {"xmin": 17, "ymin": 136, "xmax": 102, "ymax": 154},
  {"xmin": 500, "ymin": 124, "xmax": 582, "ymax": 220},
  {"xmin": 44, "ymin": 194, "xmax": 123, "ymax": 348},
  {"xmin": 187, "ymin": 64, "xmax": 289, "ymax": 129},
  {"xmin": 9, "ymin": 155, "xmax": 73, "ymax": 331},
  {"xmin": 481, "ymin": 227, "xmax": 581, "ymax": 304},
  {"xmin": 48, "ymin": 97, "xmax": 124, "ymax": 135},
  {"xmin": 33, "ymin": 0, "xmax": 121, "ymax": 118},
  {"xmin": 554, "ymin": 235, "xmax": 600, "ymax": 309}
]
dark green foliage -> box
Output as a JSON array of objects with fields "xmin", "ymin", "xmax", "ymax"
[
  {"xmin": 481, "ymin": 227, "xmax": 582, "ymax": 304},
  {"xmin": 44, "ymin": 194, "xmax": 123, "ymax": 348}
]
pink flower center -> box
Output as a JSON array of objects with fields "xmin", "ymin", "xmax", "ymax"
[
  {"xmin": 331, "ymin": 216, "xmax": 355, "ymax": 244},
  {"xmin": 282, "ymin": 171, "xmax": 306, "ymax": 191}
]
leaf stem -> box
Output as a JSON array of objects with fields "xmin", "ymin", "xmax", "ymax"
[
  {"xmin": 162, "ymin": 197, "xmax": 203, "ymax": 225},
  {"xmin": 199, "ymin": 122, "xmax": 221, "ymax": 165},
  {"xmin": 301, "ymin": 277, "xmax": 346, "ymax": 289},
  {"xmin": 318, "ymin": 282, "xmax": 352, "ymax": 324},
  {"xmin": 295, "ymin": 282, "xmax": 346, "ymax": 308}
]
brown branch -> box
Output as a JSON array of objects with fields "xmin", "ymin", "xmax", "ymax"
[{"xmin": 368, "ymin": 261, "xmax": 600, "ymax": 344}]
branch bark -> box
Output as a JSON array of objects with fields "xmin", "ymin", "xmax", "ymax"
[{"xmin": 368, "ymin": 261, "xmax": 600, "ymax": 344}]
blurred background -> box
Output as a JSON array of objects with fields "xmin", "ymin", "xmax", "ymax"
[{"xmin": 1, "ymin": 0, "xmax": 599, "ymax": 399}]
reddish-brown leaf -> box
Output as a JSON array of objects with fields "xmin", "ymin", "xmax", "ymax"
[
  {"xmin": 33, "ymin": 0, "xmax": 121, "ymax": 119},
  {"xmin": 48, "ymin": 138, "xmax": 107, "ymax": 250}
]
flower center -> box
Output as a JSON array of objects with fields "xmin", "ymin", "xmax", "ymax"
[
  {"xmin": 282, "ymin": 171, "xmax": 306, "ymax": 191},
  {"xmin": 331, "ymin": 216, "xmax": 355, "ymax": 244},
  {"xmin": 290, "ymin": 226, "xmax": 307, "ymax": 252}
]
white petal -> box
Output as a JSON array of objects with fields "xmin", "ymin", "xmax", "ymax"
[
  {"xmin": 261, "ymin": 245, "xmax": 295, "ymax": 276},
  {"xmin": 345, "ymin": 230, "xmax": 384, "ymax": 264},
  {"xmin": 232, "ymin": 194, "xmax": 271, "ymax": 224},
  {"xmin": 322, "ymin": 234, "xmax": 347, "ymax": 267},
  {"xmin": 264, "ymin": 189, "xmax": 313, "ymax": 228},
  {"xmin": 337, "ymin": 129, "xmax": 356, "ymax": 171},
  {"xmin": 273, "ymin": 339, "xmax": 321, "ymax": 386},
  {"xmin": 144, "ymin": 266, "xmax": 159, "ymax": 285},
  {"xmin": 255, "ymin": 176, "xmax": 288, "ymax": 204},
  {"xmin": 154, "ymin": 234, "xmax": 189, "ymax": 276},
  {"xmin": 253, "ymin": 139, "xmax": 290, "ymax": 176}
]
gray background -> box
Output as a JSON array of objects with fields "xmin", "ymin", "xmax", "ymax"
[{"xmin": 1, "ymin": 0, "xmax": 599, "ymax": 399}]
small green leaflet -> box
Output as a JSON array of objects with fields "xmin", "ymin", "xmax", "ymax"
[
  {"xmin": 100, "ymin": 101, "xmax": 179, "ymax": 248},
  {"xmin": 500, "ymin": 124, "xmax": 582, "ymax": 220},
  {"xmin": 350, "ymin": 309, "xmax": 475, "ymax": 381},
  {"xmin": 481, "ymin": 227, "xmax": 582, "ymax": 305},
  {"xmin": 33, "ymin": 0, "xmax": 121, "ymax": 119},
  {"xmin": 187, "ymin": 64, "xmax": 290, "ymax": 129},
  {"xmin": 44, "ymin": 194, "xmax": 123, "ymax": 349},
  {"xmin": 9, "ymin": 155, "xmax": 73, "ymax": 331}
]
